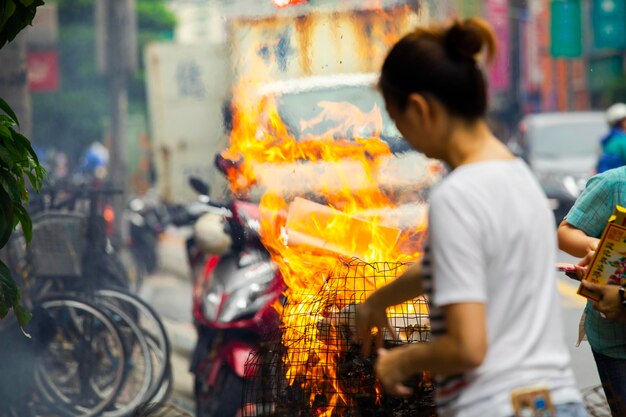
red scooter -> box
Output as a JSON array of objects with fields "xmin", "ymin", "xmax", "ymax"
[{"xmin": 186, "ymin": 176, "xmax": 284, "ymax": 417}]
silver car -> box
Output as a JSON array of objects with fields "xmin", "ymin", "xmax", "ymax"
[{"xmin": 508, "ymin": 111, "xmax": 607, "ymax": 224}]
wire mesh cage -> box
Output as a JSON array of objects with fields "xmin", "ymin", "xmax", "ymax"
[
  {"xmin": 243, "ymin": 259, "xmax": 436, "ymax": 417},
  {"xmin": 26, "ymin": 211, "xmax": 87, "ymax": 278}
]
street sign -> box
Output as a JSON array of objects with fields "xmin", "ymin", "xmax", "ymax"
[
  {"xmin": 27, "ymin": 50, "xmax": 59, "ymax": 92},
  {"xmin": 592, "ymin": 0, "xmax": 626, "ymax": 50},
  {"xmin": 588, "ymin": 55, "xmax": 623, "ymax": 92},
  {"xmin": 550, "ymin": 0, "xmax": 583, "ymax": 58}
]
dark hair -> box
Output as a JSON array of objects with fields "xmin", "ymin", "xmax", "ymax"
[{"xmin": 379, "ymin": 18, "xmax": 496, "ymax": 120}]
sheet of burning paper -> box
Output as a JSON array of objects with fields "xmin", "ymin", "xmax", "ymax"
[{"xmin": 285, "ymin": 197, "xmax": 401, "ymax": 261}]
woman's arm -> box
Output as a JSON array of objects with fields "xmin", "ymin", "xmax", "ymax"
[
  {"xmin": 557, "ymin": 220, "xmax": 599, "ymax": 259},
  {"xmin": 375, "ymin": 302, "xmax": 487, "ymax": 395},
  {"xmin": 356, "ymin": 262, "xmax": 424, "ymax": 355},
  {"xmin": 557, "ymin": 174, "xmax": 612, "ymax": 259},
  {"xmin": 367, "ymin": 262, "xmax": 424, "ymax": 309}
]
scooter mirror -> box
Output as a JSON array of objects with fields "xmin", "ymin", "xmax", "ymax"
[{"xmin": 189, "ymin": 177, "xmax": 211, "ymax": 197}]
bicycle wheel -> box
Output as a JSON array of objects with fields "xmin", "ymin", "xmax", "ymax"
[
  {"xmin": 34, "ymin": 296, "xmax": 127, "ymax": 416},
  {"xmin": 95, "ymin": 288, "xmax": 171, "ymax": 403},
  {"xmin": 117, "ymin": 246, "xmax": 146, "ymax": 293},
  {"xmin": 150, "ymin": 360, "xmax": 173, "ymax": 404},
  {"xmin": 95, "ymin": 297, "xmax": 154, "ymax": 417}
]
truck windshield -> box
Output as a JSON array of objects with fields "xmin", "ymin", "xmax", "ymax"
[{"xmin": 274, "ymin": 85, "xmax": 408, "ymax": 151}]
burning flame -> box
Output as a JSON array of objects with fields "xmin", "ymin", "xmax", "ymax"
[
  {"xmin": 221, "ymin": 84, "xmax": 392, "ymax": 198},
  {"xmin": 221, "ymin": 5, "xmax": 439, "ymax": 415}
]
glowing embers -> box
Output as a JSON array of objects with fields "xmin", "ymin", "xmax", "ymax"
[{"xmin": 242, "ymin": 260, "xmax": 436, "ymax": 417}]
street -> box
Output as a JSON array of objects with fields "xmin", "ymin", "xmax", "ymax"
[
  {"xmin": 141, "ymin": 227, "xmax": 606, "ymax": 413},
  {"xmin": 140, "ymin": 226, "xmax": 196, "ymax": 412},
  {"xmin": 556, "ymin": 251, "xmax": 602, "ymax": 392}
]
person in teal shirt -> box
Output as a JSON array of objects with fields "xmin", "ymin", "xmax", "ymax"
[
  {"xmin": 597, "ymin": 103, "xmax": 626, "ymax": 173},
  {"xmin": 558, "ymin": 166, "xmax": 626, "ymax": 416}
]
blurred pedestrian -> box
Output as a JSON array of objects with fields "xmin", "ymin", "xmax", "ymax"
[
  {"xmin": 355, "ymin": 17, "xmax": 586, "ymax": 417},
  {"xmin": 75, "ymin": 141, "xmax": 109, "ymax": 181},
  {"xmin": 558, "ymin": 166, "xmax": 626, "ymax": 416},
  {"xmin": 596, "ymin": 103, "xmax": 626, "ymax": 174}
]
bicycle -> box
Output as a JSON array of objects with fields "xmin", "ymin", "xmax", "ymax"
[{"xmin": 3, "ymin": 182, "xmax": 171, "ymax": 416}]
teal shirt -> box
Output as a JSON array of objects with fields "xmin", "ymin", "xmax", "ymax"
[{"xmin": 565, "ymin": 167, "xmax": 626, "ymax": 359}]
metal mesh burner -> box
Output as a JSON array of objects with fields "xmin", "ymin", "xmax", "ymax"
[{"xmin": 242, "ymin": 259, "xmax": 437, "ymax": 417}]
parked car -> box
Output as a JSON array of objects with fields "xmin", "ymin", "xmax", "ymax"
[{"xmin": 507, "ymin": 111, "xmax": 606, "ymax": 224}]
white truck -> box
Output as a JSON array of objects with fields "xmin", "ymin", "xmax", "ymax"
[{"xmin": 144, "ymin": 42, "xmax": 232, "ymax": 203}]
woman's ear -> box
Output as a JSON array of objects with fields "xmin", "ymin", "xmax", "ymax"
[{"xmin": 406, "ymin": 93, "xmax": 432, "ymax": 130}]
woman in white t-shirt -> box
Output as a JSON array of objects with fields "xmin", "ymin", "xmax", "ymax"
[{"xmin": 355, "ymin": 18, "xmax": 586, "ymax": 417}]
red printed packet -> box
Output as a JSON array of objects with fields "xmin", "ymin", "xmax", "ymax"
[
  {"xmin": 578, "ymin": 205, "xmax": 626, "ymax": 301},
  {"xmin": 556, "ymin": 263, "xmax": 577, "ymax": 274}
]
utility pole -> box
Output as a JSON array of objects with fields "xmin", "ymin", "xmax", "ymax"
[{"xmin": 97, "ymin": 0, "xmax": 137, "ymax": 240}]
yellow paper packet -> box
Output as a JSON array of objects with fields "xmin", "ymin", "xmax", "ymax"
[{"xmin": 578, "ymin": 205, "xmax": 626, "ymax": 301}]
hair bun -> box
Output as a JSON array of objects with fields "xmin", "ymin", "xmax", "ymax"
[{"xmin": 444, "ymin": 18, "xmax": 495, "ymax": 63}]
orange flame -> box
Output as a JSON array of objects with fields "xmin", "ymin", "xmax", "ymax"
[{"xmin": 222, "ymin": 6, "xmax": 439, "ymax": 416}]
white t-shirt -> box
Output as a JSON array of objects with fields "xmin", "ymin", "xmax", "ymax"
[{"xmin": 424, "ymin": 159, "xmax": 581, "ymax": 417}]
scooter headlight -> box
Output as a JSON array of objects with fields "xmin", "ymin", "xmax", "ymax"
[{"xmin": 202, "ymin": 284, "xmax": 223, "ymax": 322}]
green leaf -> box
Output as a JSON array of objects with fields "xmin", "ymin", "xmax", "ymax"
[
  {"xmin": 0, "ymin": 124, "xmax": 11, "ymax": 139},
  {"xmin": 0, "ymin": 139, "xmax": 23, "ymax": 166},
  {"xmin": 25, "ymin": 171, "xmax": 37, "ymax": 189},
  {"xmin": 13, "ymin": 297, "xmax": 32, "ymax": 335},
  {"xmin": 0, "ymin": 262, "xmax": 32, "ymax": 334},
  {"xmin": 10, "ymin": 127, "xmax": 39, "ymax": 164},
  {"xmin": 0, "ymin": 261, "xmax": 19, "ymax": 318},
  {"xmin": 0, "ymin": 1, "xmax": 17, "ymax": 31},
  {"xmin": 0, "ymin": 147, "xmax": 16, "ymax": 169},
  {"xmin": 14, "ymin": 204, "xmax": 31, "ymax": 242},
  {"xmin": 0, "ymin": 175, "xmax": 21, "ymax": 201},
  {"xmin": 34, "ymin": 165, "xmax": 46, "ymax": 189},
  {"xmin": 0, "ymin": 0, "xmax": 37, "ymax": 47},
  {"xmin": 0, "ymin": 96, "xmax": 19, "ymax": 127},
  {"xmin": 18, "ymin": 0, "xmax": 34, "ymax": 7},
  {"xmin": 0, "ymin": 189, "xmax": 15, "ymax": 248},
  {"xmin": 0, "ymin": 114, "xmax": 16, "ymax": 127}
]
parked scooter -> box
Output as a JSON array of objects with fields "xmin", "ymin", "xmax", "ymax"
[
  {"xmin": 187, "ymin": 176, "xmax": 285, "ymax": 417},
  {"xmin": 120, "ymin": 193, "xmax": 172, "ymax": 292}
]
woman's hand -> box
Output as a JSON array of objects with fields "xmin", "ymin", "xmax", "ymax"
[
  {"xmin": 578, "ymin": 239, "xmax": 599, "ymax": 268},
  {"xmin": 581, "ymin": 281, "xmax": 626, "ymax": 322},
  {"xmin": 355, "ymin": 296, "xmax": 396, "ymax": 356},
  {"xmin": 565, "ymin": 265, "xmax": 586, "ymax": 281},
  {"xmin": 375, "ymin": 348, "xmax": 413, "ymax": 397},
  {"xmin": 568, "ymin": 240, "xmax": 597, "ymax": 280}
]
